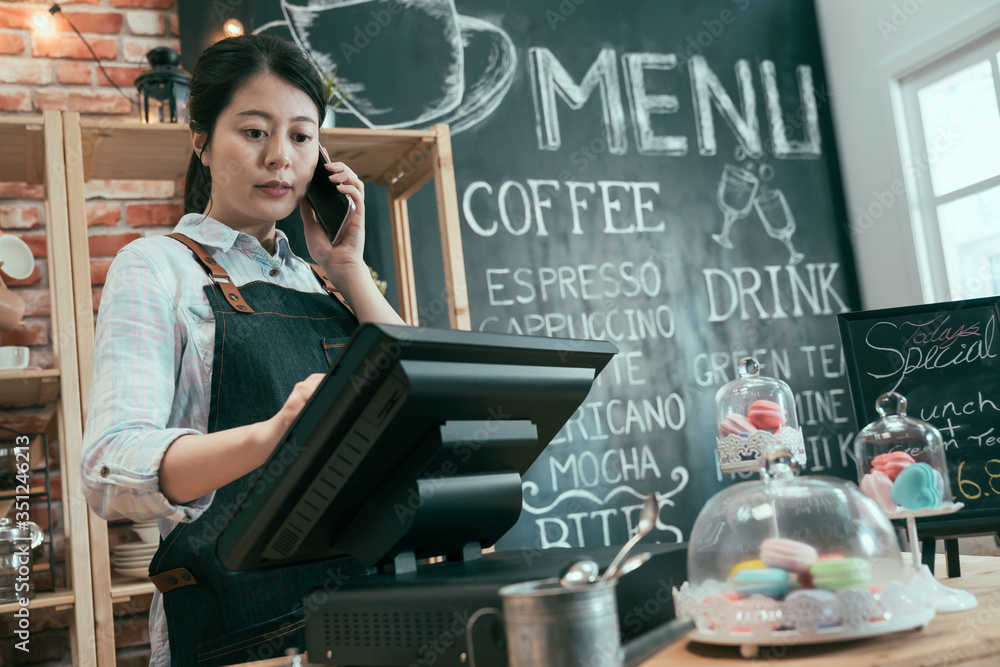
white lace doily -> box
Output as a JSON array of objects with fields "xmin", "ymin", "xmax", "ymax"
[
  {"xmin": 673, "ymin": 574, "xmax": 936, "ymax": 650},
  {"xmin": 717, "ymin": 427, "xmax": 806, "ymax": 474}
]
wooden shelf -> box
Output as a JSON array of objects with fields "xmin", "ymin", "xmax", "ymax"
[
  {"xmin": 0, "ymin": 589, "xmax": 75, "ymax": 615},
  {"xmin": 0, "ymin": 116, "xmax": 45, "ymax": 184},
  {"xmin": 77, "ymin": 119, "xmax": 437, "ymax": 188},
  {"xmin": 109, "ymin": 578, "xmax": 155, "ymax": 604},
  {"xmin": 0, "ymin": 369, "xmax": 61, "ymax": 407},
  {"xmin": 0, "ymin": 111, "xmax": 99, "ymax": 665}
]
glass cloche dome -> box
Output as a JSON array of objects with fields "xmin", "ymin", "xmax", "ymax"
[
  {"xmin": 673, "ymin": 441, "xmax": 936, "ymax": 658},
  {"xmin": 715, "ymin": 357, "xmax": 805, "ymax": 474},
  {"xmin": 854, "ymin": 392, "xmax": 955, "ymax": 514}
]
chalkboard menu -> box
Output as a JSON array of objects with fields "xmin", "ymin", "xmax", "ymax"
[
  {"xmin": 839, "ymin": 298, "xmax": 1000, "ymax": 528},
  {"xmin": 178, "ymin": 0, "xmax": 861, "ymax": 551}
]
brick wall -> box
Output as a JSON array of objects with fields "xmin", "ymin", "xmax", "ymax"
[{"xmin": 1, "ymin": 1, "xmax": 184, "ymax": 663}]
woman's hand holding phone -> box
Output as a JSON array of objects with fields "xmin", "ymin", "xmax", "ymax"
[
  {"xmin": 300, "ymin": 145, "xmax": 406, "ymax": 326},
  {"xmin": 300, "ymin": 145, "xmax": 366, "ymax": 274}
]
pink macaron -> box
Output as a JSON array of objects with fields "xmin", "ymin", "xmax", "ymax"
[
  {"xmin": 747, "ymin": 400, "xmax": 787, "ymax": 431},
  {"xmin": 872, "ymin": 451, "xmax": 915, "ymax": 481},
  {"xmin": 759, "ymin": 537, "xmax": 818, "ymax": 573},
  {"xmin": 860, "ymin": 470, "xmax": 898, "ymax": 513},
  {"xmin": 719, "ymin": 413, "xmax": 758, "ymax": 437}
]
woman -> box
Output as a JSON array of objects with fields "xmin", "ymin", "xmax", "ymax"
[{"xmin": 82, "ymin": 34, "xmax": 404, "ymax": 666}]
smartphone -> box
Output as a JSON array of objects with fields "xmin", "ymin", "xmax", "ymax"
[{"xmin": 305, "ymin": 145, "xmax": 355, "ymax": 244}]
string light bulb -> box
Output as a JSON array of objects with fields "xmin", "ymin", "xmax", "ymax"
[
  {"xmin": 223, "ymin": 19, "xmax": 244, "ymax": 38},
  {"xmin": 31, "ymin": 11, "xmax": 55, "ymax": 33}
]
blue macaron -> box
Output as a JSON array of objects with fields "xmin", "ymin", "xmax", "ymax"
[{"xmin": 732, "ymin": 567, "xmax": 790, "ymax": 599}]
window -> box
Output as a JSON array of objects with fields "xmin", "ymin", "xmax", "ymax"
[{"xmin": 898, "ymin": 31, "xmax": 1000, "ymax": 301}]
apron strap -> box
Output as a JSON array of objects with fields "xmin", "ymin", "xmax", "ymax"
[
  {"xmin": 150, "ymin": 566, "xmax": 198, "ymax": 593},
  {"xmin": 167, "ymin": 233, "xmax": 255, "ymax": 313},
  {"xmin": 305, "ymin": 261, "xmax": 355, "ymax": 316}
]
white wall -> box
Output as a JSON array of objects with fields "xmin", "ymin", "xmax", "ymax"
[{"xmin": 815, "ymin": 0, "xmax": 1000, "ymax": 309}]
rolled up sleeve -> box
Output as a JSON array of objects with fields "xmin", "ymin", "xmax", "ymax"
[{"xmin": 82, "ymin": 246, "xmax": 213, "ymax": 523}]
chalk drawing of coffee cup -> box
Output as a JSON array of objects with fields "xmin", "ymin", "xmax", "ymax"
[{"xmin": 259, "ymin": 0, "xmax": 516, "ymax": 133}]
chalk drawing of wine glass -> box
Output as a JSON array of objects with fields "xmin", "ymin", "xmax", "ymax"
[
  {"xmin": 712, "ymin": 164, "xmax": 760, "ymax": 250},
  {"xmin": 754, "ymin": 189, "xmax": 805, "ymax": 265}
]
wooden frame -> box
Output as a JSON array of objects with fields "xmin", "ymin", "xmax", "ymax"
[
  {"xmin": 59, "ymin": 113, "xmax": 469, "ymax": 665},
  {"xmin": 0, "ymin": 111, "xmax": 98, "ymax": 664}
]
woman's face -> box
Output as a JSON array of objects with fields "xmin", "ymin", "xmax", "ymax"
[{"xmin": 195, "ymin": 72, "xmax": 321, "ymax": 232}]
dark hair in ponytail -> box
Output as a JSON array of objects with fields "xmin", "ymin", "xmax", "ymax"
[{"xmin": 183, "ymin": 34, "xmax": 327, "ymax": 215}]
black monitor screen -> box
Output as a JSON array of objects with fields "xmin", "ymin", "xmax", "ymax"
[{"xmin": 216, "ymin": 324, "xmax": 616, "ymax": 571}]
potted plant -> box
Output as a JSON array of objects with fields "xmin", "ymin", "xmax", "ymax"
[{"xmin": 319, "ymin": 67, "xmax": 344, "ymax": 128}]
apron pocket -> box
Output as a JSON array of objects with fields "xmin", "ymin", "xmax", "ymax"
[
  {"xmin": 321, "ymin": 337, "xmax": 348, "ymax": 367},
  {"xmin": 196, "ymin": 608, "xmax": 307, "ymax": 666}
]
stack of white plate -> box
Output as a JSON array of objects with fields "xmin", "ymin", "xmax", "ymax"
[
  {"xmin": 111, "ymin": 541, "xmax": 157, "ymax": 579},
  {"xmin": 112, "ymin": 521, "xmax": 160, "ymax": 579}
]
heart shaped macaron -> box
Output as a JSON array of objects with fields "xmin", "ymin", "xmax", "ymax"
[
  {"xmin": 860, "ymin": 470, "xmax": 898, "ymax": 513},
  {"xmin": 747, "ymin": 400, "xmax": 787, "ymax": 431},
  {"xmin": 889, "ymin": 462, "xmax": 942, "ymax": 510},
  {"xmin": 871, "ymin": 451, "xmax": 915, "ymax": 481},
  {"xmin": 719, "ymin": 413, "xmax": 757, "ymax": 437}
]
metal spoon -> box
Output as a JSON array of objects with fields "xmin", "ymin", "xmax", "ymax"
[
  {"xmin": 559, "ymin": 559, "xmax": 599, "ymax": 588},
  {"xmin": 601, "ymin": 492, "xmax": 659, "ymax": 582},
  {"xmin": 610, "ymin": 551, "xmax": 653, "ymax": 580}
]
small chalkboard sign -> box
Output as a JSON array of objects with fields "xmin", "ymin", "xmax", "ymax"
[{"xmin": 838, "ymin": 298, "xmax": 1000, "ymax": 572}]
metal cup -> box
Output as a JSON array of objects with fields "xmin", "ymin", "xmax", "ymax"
[
  {"xmin": 499, "ymin": 578, "xmax": 622, "ymax": 667},
  {"xmin": 0, "ymin": 517, "xmax": 42, "ymax": 603}
]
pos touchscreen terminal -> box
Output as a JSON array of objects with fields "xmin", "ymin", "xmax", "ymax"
[{"xmin": 215, "ymin": 323, "xmax": 617, "ymax": 572}]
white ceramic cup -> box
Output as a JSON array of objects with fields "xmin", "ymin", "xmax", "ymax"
[
  {"xmin": 131, "ymin": 523, "xmax": 160, "ymax": 544},
  {"xmin": 0, "ymin": 235, "xmax": 35, "ymax": 280},
  {"xmin": 0, "ymin": 346, "xmax": 29, "ymax": 370}
]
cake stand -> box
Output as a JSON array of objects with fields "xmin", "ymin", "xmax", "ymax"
[{"xmin": 673, "ymin": 575, "xmax": 935, "ymax": 659}]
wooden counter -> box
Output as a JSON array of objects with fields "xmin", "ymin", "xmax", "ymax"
[{"xmin": 643, "ymin": 554, "xmax": 1000, "ymax": 667}]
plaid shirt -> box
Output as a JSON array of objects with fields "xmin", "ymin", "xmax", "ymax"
[{"xmin": 82, "ymin": 213, "xmax": 329, "ymax": 666}]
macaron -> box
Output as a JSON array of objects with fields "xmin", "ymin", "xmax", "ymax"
[
  {"xmin": 719, "ymin": 413, "xmax": 757, "ymax": 437},
  {"xmin": 747, "ymin": 400, "xmax": 787, "ymax": 431},
  {"xmin": 759, "ymin": 537, "xmax": 817, "ymax": 573},
  {"xmin": 785, "ymin": 589, "xmax": 839, "ymax": 628},
  {"xmin": 732, "ymin": 567, "xmax": 791, "ymax": 599},
  {"xmin": 810, "ymin": 557, "xmax": 871, "ymax": 591},
  {"xmin": 890, "ymin": 462, "xmax": 942, "ymax": 510},
  {"xmin": 860, "ymin": 470, "xmax": 898, "ymax": 513},
  {"xmin": 872, "ymin": 451, "xmax": 915, "ymax": 481},
  {"xmin": 730, "ymin": 558, "xmax": 767, "ymax": 578}
]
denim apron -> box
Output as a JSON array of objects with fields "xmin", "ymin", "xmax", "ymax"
[{"xmin": 148, "ymin": 233, "xmax": 369, "ymax": 666}]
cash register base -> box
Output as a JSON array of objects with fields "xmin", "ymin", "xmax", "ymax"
[{"xmin": 304, "ymin": 543, "xmax": 688, "ymax": 666}]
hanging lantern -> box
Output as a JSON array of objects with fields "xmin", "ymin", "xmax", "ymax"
[{"xmin": 134, "ymin": 47, "xmax": 190, "ymax": 124}]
